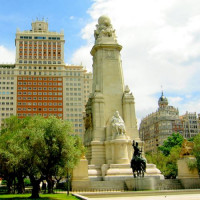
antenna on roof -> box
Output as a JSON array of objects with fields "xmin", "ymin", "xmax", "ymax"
[{"xmin": 161, "ymin": 85, "xmax": 163, "ymax": 95}]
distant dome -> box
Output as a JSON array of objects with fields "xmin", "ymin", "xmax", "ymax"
[
  {"xmin": 158, "ymin": 92, "xmax": 168, "ymax": 107},
  {"xmin": 98, "ymin": 15, "xmax": 111, "ymax": 26}
]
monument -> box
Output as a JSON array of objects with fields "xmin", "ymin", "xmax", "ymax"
[
  {"xmin": 83, "ymin": 15, "xmax": 162, "ymax": 181},
  {"xmin": 177, "ymin": 139, "xmax": 199, "ymax": 179}
]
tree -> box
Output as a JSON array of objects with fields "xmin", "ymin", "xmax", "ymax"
[
  {"xmin": 0, "ymin": 115, "xmax": 85, "ymax": 198},
  {"xmin": 0, "ymin": 116, "xmax": 27, "ymax": 194},
  {"xmin": 146, "ymin": 132, "xmax": 183, "ymax": 178},
  {"xmin": 146, "ymin": 150, "xmax": 167, "ymax": 175},
  {"xmin": 164, "ymin": 146, "xmax": 181, "ymax": 178},
  {"xmin": 158, "ymin": 133, "xmax": 184, "ymax": 156},
  {"xmin": 192, "ymin": 134, "xmax": 200, "ymax": 176}
]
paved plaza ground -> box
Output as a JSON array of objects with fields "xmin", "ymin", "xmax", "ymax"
[{"xmin": 74, "ymin": 190, "xmax": 200, "ymax": 200}]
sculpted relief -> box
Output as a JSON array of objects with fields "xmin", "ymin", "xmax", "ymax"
[
  {"xmin": 94, "ymin": 15, "xmax": 117, "ymax": 42},
  {"xmin": 84, "ymin": 113, "xmax": 93, "ymax": 130},
  {"xmin": 180, "ymin": 138, "xmax": 194, "ymax": 158},
  {"xmin": 111, "ymin": 111, "xmax": 126, "ymax": 135}
]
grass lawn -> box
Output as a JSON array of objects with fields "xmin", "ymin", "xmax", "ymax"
[{"xmin": 0, "ymin": 193, "xmax": 78, "ymax": 200}]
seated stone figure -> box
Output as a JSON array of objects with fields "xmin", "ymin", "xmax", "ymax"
[{"xmin": 111, "ymin": 111, "xmax": 126, "ymax": 135}]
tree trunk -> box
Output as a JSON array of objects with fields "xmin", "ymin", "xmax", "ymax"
[
  {"xmin": 17, "ymin": 175, "xmax": 25, "ymax": 194},
  {"xmin": 55, "ymin": 177, "xmax": 62, "ymax": 187},
  {"xmin": 29, "ymin": 175, "xmax": 43, "ymax": 198},
  {"xmin": 46, "ymin": 175, "xmax": 54, "ymax": 194},
  {"xmin": 6, "ymin": 177, "xmax": 13, "ymax": 194}
]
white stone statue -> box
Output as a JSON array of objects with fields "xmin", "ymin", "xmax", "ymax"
[
  {"xmin": 94, "ymin": 15, "xmax": 117, "ymax": 41},
  {"xmin": 111, "ymin": 111, "xmax": 126, "ymax": 135}
]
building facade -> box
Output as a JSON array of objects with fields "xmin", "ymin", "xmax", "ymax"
[
  {"xmin": 180, "ymin": 112, "xmax": 200, "ymax": 139},
  {"xmin": 63, "ymin": 65, "xmax": 92, "ymax": 137},
  {"xmin": 0, "ymin": 20, "xmax": 92, "ymax": 138},
  {"xmin": 0, "ymin": 65, "xmax": 16, "ymax": 124},
  {"xmin": 139, "ymin": 92, "xmax": 181, "ymax": 152}
]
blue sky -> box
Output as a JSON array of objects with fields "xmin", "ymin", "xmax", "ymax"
[
  {"xmin": 0, "ymin": 0, "xmax": 92, "ymax": 62},
  {"xmin": 1, "ymin": 0, "xmax": 200, "ymax": 123}
]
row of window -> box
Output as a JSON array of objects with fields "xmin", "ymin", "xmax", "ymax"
[
  {"xmin": 65, "ymin": 72, "xmax": 81, "ymax": 76},
  {"xmin": 74, "ymin": 129, "xmax": 83, "ymax": 133},
  {"xmin": 66, "ymin": 88, "xmax": 81, "ymax": 91},
  {"xmin": 0, "ymin": 77, "xmax": 14, "ymax": 80},
  {"xmin": 19, "ymin": 51, "xmax": 61, "ymax": 55},
  {"xmin": 18, "ymin": 87, "xmax": 62, "ymax": 90},
  {"xmin": 0, "ymin": 92, "xmax": 14, "ymax": 95},
  {"xmin": 18, "ymin": 102, "xmax": 62, "ymax": 106},
  {"xmin": 65, "ymin": 116, "xmax": 82, "ymax": 121},
  {"xmin": 66, "ymin": 97, "xmax": 82, "ymax": 101},
  {"xmin": 65, "ymin": 93, "xmax": 82, "ymax": 96},
  {"xmin": 66, "ymin": 108, "xmax": 82, "ymax": 112},
  {"xmin": 0, "ymin": 97, "xmax": 13, "ymax": 100},
  {"xmin": 0, "ymin": 71, "xmax": 14, "ymax": 75},
  {"xmin": 18, "ymin": 82, "xmax": 62, "ymax": 86},
  {"xmin": 0, "ymin": 108, "xmax": 14, "ymax": 111},
  {"xmin": 0, "ymin": 71, "xmax": 89, "ymax": 78},
  {"xmin": 0, "ymin": 102, "xmax": 14, "ymax": 105},
  {"xmin": 18, "ymin": 107, "xmax": 63, "ymax": 111},
  {"xmin": 66, "ymin": 103, "xmax": 82, "ymax": 106},
  {"xmin": 19, "ymin": 41, "xmax": 61, "ymax": 44},
  {"xmin": 17, "ymin": 97, "xmax": 62, "ymax": 100},
  {"xmin": 18, "ymin": 71, "xmax": 62, "ymax": 76},
  {"xmin": 66, "ymin": 78, "xmax": 81, "ymax": 81},
  {"xmin": 19, "ymin": 45, "xmax": 61, "ymax": 51},
  {"xmin": 66, "ymin": 113, "xmax": 82, "ymax": 117},
  {"xmin": 18, "ymin": 66, "xmax": 62, "ymax": 70},
  {"xmin": 1, "ymin": 113, "xmax": 12, "ymax": 117},
  {"xmin": 17, "ymin": 113, "xmax": 63, "ymax": 117},
  {"xmin": 0, "ymin": 87, "xmax": 14, "ymax": 90},
  {"xmin": 18, "ymin": 92, "xmax": 62, "ymax": 96},
  {"xmin": 0, "ymin": 82, "xmax": 14, "ymax": 85},
  {"xmin": 19, "ymin": 56, "xmax": 61, "ymax": 60},
  {"xmin": 66, "ymin": 83, "xmax": 81, "ymax": 86},
  {"xmin": 18, "ymin": 60, "xmax": 61, "ymax": 64}
]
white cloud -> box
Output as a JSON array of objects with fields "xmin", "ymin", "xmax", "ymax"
[
  {"xmin": 71, "ymin": 0, "xmax": 200, "ymax": 123},
  {"xmin": 69, "ymin": 16, "xmax": 75, "ymax": 20},
  {"xmin": 0, "ymin": 45, "xmax": 15, "ymax": 64},
  {"xmin": 168, "ymin": 97, "xmax": 183, "ymax": 105}
]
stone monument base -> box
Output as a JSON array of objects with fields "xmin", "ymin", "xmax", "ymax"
[
  {"xmin": 177, "ymin": 156, "xmax": 199, "ymax": 179},
  {"xmin": 125, "ymin": 177, "xmax": 161, "ymax": 191},
  {"xmin": 88, "ymin": 163, "xmax": 164, "ymax": 181}
]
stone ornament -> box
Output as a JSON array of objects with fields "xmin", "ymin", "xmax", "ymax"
[
  {"xmin": 84, "ymin": 113, "xmax": 92, "ymax": 130},
  {"xmin": 180, "ymin": 138, "xmax": 194, "ymax": 158},
  {"xmin": 94, "ymin": 15, "xmax": 117, "ymax": 42},
  {"xmin": 111, "ymin": 111, "xmax": 126, "ymax": 135}
]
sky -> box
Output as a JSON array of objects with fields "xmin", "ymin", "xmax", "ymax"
[{"xmin": 0, "ymin": 0, "xmax": 200, "ymax": 124}]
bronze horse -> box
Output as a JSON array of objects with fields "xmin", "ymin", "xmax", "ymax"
[{"xmin": 130, "ymin": 141, "xmax": 146, "ymax": 178}]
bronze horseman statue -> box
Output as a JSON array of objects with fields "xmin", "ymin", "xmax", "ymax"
[{"xmin": 131, "ymin": 140, "xmax": 146, "ymax": 177}]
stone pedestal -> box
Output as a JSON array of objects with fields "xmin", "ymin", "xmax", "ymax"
[
  {"xmin": 125, "ymin": 177, "xmax": 161, "ymax": 191},
  {"xmin": 72, "ymin": 158, "xmax": 89, "ymax": 181},
  {"xmin": 106, "ymin": 134, "xmax": 132, "ymax": 165},
  {"xmin": 72, "ymin": 158, "xmax": 90, "ymax": 190},
  {"xmin": 177, "ymin": 156, "xmax": 199, "ymax": 179}
]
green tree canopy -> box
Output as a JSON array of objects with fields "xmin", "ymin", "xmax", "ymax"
[
  {"xmin": 193, "ymin": 134, "xmax": 200, "ymax": 175},
  {"xmin": 146, "ymin": 132, "xmax": 184, "ymax": 178},
  {"xmin": 0, "ymin": 115, "xmax": 85, "ymax": 198},
  {"xmin": 158, "ymin": 133, "xmax": 184, "ymax": 156}
]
